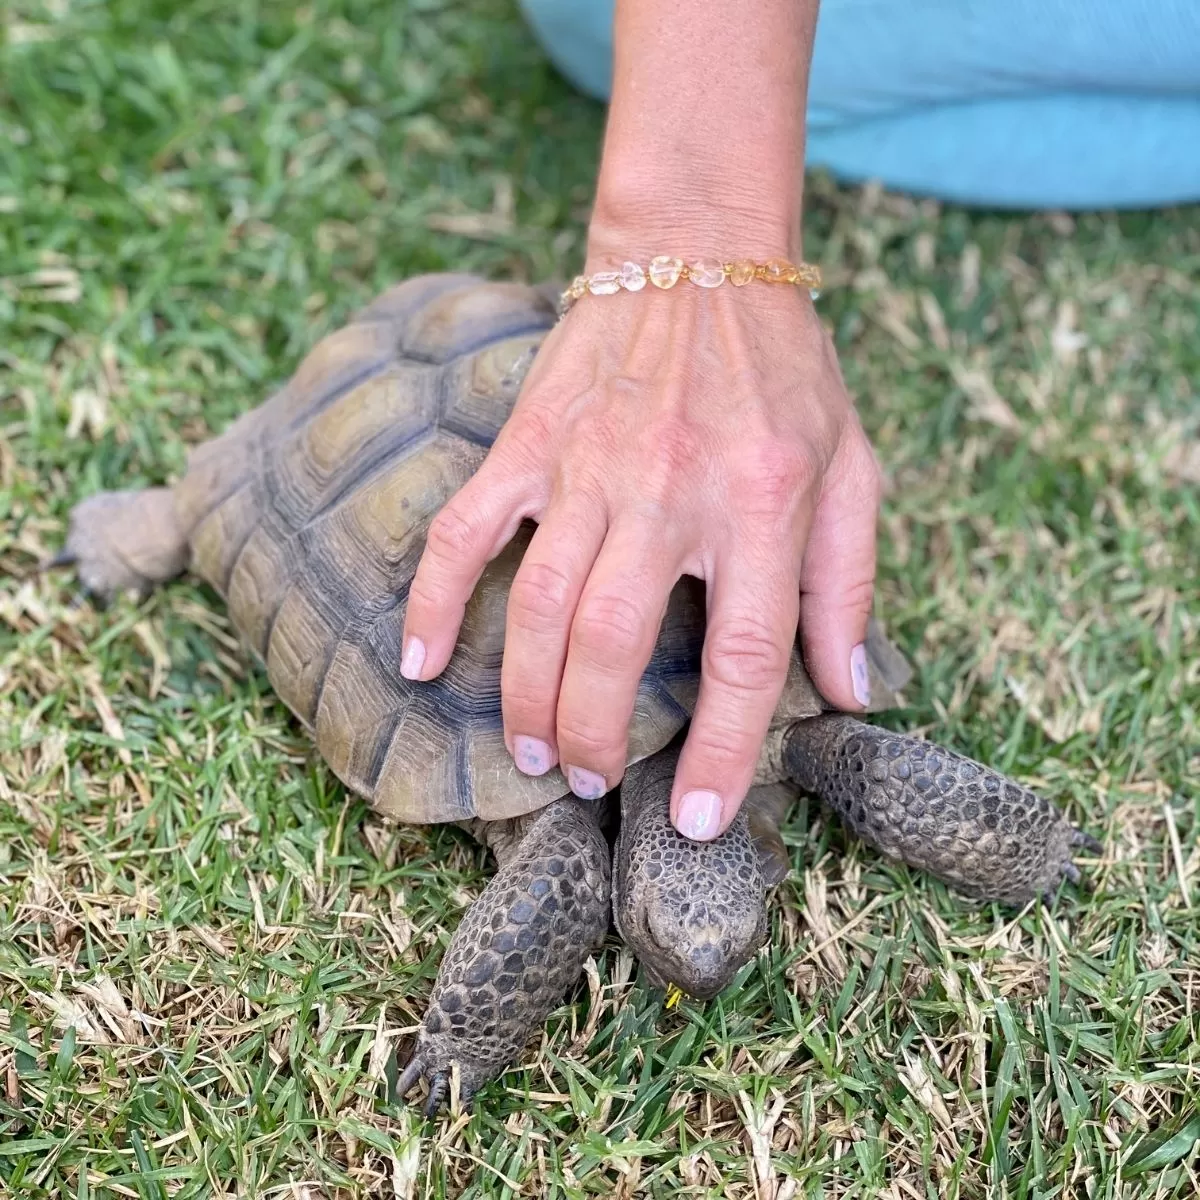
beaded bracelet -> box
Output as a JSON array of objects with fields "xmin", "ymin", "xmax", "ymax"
[{"xmin": 559, "ymin": 256, "xmax": 822, "ymax": 314}]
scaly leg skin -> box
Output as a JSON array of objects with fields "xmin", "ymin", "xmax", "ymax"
[
  {"xmin": 49, "ymin": 488, "xmax": 189, "ymax": 602},
  {"xmin": 783, "ymin": 715, "xmax": 1102, "ymax": 905},
  {"xmin": 615, "ymin": 747, "xmax": 770, "ymax": 1000},
  {"xmin": 397, "ymin": 796, "xmax": 611, "ymax": 1116}
]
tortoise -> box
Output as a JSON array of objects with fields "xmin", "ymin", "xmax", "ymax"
[{"xmin": 57, "ymin": 274, "xmax": 1099, "ymax": 1114}]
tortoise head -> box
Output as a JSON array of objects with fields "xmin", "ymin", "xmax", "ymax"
[
  {"xmin": 615, "ymin": 763, "xmax": 772, "ymax": 1000},
  {"xmin": 634, "ymin": 865, "xmax": 770, "ymax": 1000}
]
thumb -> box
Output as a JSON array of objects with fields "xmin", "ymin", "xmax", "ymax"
[{"xmin": 798, "ymin": 432, "xmax": 881, "ymax": 711}]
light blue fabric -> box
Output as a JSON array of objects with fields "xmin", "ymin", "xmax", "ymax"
[{"xmin": 518, "ymin": 0, "xmax": 1200, "ymax": 209}]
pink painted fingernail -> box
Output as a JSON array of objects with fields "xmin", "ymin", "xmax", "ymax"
[
  {"xmin": 677, "ymin": 790, "xmax": 722, "ymax": 841},
  {"xmin": 400, "ymin": 636, "xmax": 426, "ymax": 680},
  {"xmin": 850, "ymin": 642, "xmax": 870, "ymax": 708},
  {"xmin": 513, "ymin": 736, "xmax": 555, "ymax": 776},
  {"xmin": 565, "ymin": 765, "xmax": 607, "ymax": 800}
]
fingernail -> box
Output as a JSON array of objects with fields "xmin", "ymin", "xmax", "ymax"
[
  {"xmin": 565, "ymin": 765, "xmax": 607, "ymax": 800},
  {"xmin": 400, "ymin": 636, "xmax": 426, "ymax": 680},
  {"xmin": 677, "ymin": 790, "xmax": 722, "ymax": 841},
  {"xmin": 850, "ymin": 642, "xmax": 870, "ymax": 708},
  {"xmin": 513, "ymin": 735, "xmax": 554, "ymax": 776}
]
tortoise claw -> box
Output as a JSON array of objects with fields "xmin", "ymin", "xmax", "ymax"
[
  {"xmin": 396, "ymin": 1048, "xmax": 458, "ymax": 1117},
  {"xmin": 396, "ymin": 1038, "xmax": 480, "ymax": 1118},
  {"xmin": 395, "ymin": 1053, "xmax": 426, "ymax": 1104},
  {"xmin": 40, "ymin": 548, "xmax": 78, "ymax": 572},
  {"xmin": 423, "ymin": 1072, "xmax": 449, "ymax": 1119},
  {"xmin": 1041, "ymin": 827, "xmax": 1101, "ymax": 900}
]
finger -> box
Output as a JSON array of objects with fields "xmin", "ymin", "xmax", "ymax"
[
  {"xmin": 501, "ymin": 496, "xmax": 608, "ymax": 776},
  {"xmin": 671, "ymin": 549, "xmax": 801, "ymax": 841},
  {"xmin": 798, "ymin": 432, "xmax": 881, "ymax": 711},
  {"xmin": 555, "ymin": 524, "xmax": 681, "ymax": 799},
  {"xmin": 402, "ymin": 460, "xmax": 535, "ymax": 680}
]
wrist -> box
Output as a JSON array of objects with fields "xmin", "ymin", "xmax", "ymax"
[{"xmin": 588, "ymin": 162, "xmax": 801, "ymax": 269}]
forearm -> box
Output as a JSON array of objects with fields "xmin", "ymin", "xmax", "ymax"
[{"xmin": 589, "ymin": 0, "xmax": 818, "ymax": 261}]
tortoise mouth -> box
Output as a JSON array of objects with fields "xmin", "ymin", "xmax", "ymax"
[
  {"xmin": 629, "ymin": 907, "xmax": 744, "ymax": 1002},
  {"xmin": 639, "ymin": 945, "xmax": 727, "ymax": 1002}
]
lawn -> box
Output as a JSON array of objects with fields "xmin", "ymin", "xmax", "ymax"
[{"xmin": 1, "ymin": 0, "xmax": 1198, "ymax": 1196}]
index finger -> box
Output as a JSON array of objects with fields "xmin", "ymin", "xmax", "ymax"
[{"xmin": 670, "ymin": 546, "xmax": 803, "ymax": 841}]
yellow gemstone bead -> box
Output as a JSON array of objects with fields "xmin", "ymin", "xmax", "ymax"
[
  {"xmin": 648, "ymin": 256, "xmax": 684, "ymax": 289},
  {"xmin": 763, "ymin": 258, "xmax": 799, "ymax": 283},
  {"xmin": 729, "ymin": 260, "xmax": 757, "ymax": 286}
]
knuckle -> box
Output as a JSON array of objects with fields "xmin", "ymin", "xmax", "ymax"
[
  {"xmin": 688, "ymin": 717, "xmax": 753, "ymax": 772},
  {"xmin": 572, "ymin": 591, "xmax": 649, "ymax": 661},
  {"xmin": 556, "ymin": 717, "xmax": 617, "ymax": 762},
  {"xmin": 838, "ymin": 576, "xmax": 877, "ymax": 618},
  {"xmin": 634, "ymin": 420, "xmax": 702, "ymax": 509},
  {"xmin": 646, "ymin": 419, "xmax": 702, "ymax": 475},
  {"xmin": 500, "ymin": 674, "xmax": 551, "ymax": 720},
  {"xmin": 704, "ymin": 616, "xmax": 790, "ymax": 694},
  {"xmin": 406, "ymin": 574, "xmax": 453, "ymax": 617},
  {"xmin": 504, "ymin": 401, "xmax": 559, "ymax": 462},
  {"xmin": 736, "ymin": 441, "xmax": 822, "ymax": 517},
  {"xmin": 510, "ymin": 560, "xmax": 575, "ymax": 628},
  {"xmin": 426, "ymin": 503, "xmax": 486, "ymax": 561},
  {"xmin": 570, "ymin": 404, "xmax": 622, "ymax": 463}
]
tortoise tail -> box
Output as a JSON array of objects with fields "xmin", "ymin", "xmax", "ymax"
[{"xmin": 54, "ymin": 487, "xmax": 188, "ymax": 603}]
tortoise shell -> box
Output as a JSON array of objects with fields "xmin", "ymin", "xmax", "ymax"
[{"xmin": 170, "ymin": 275, "xmax": 901, "ymax": 823}]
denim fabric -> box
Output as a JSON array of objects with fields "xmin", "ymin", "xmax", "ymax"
[{"xmin": 517, "ymin": 0, "xmax": 1200, "ymax": 208}]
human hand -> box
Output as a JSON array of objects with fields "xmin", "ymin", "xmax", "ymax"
[{"xmin": 400, "ymin": 253, "xmax": 881, "ymax": 841}]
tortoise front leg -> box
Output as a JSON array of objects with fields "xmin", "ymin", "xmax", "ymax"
[
  {"xmin": 398, "ymin": 796, "xmax": 610, "ymax": 1115},
  {"xmin": 783, "ymin": 715, "xmax": 1100, "ymax": 905}
]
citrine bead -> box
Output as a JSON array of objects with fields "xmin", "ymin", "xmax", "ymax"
[
  {"xmin": 688, "ymin": 258, "xmax": 726, "ymax": 288},
  {"xmin": 763, "ymin": 258, "xmax": 799, "ymax": 283},
  {"xmin": 620, "ymin": 261, "xmax": 647, "ymax": 292},
  {"xmin": 729, "ymin": 260, "xmax": 757, "ymax": 286},
  {"xmin": 588, "ymin": 271, "xmax": 621, "ymax": 296},
  {"xmin": 567, "ymin": 275, "xmax": 588, "ymax": 299},
  {"xmin": 648, "ymin": 256, "xmax": 684, "ymax": 289}
]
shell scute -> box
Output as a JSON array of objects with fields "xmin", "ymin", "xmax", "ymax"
[
  {"xmin": 316, "ymin": 638, "xmax": 410, "ymax": 800},
  {"xmin": 265, "ymin": 584, "xmax": 338, "ymax": 726},
  {"xmin": 226, "ymin": 524, "xmax": 295, "ymax": 657},
  {"xmin": 398, "ymin": 282, "xmax": 557, "ymax": 364}
]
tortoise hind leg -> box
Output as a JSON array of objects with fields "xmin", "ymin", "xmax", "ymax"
[
  {"xmin": 399, "ymin": 796, "xmax": 610, "ymax": 1115},
  {"xmin": 52, "ymin": 488, "xmax": 188, "ymax": 602},
  {"xmin": 783, "ymin": 714, "xmax": 1101, "ymax": 905}
]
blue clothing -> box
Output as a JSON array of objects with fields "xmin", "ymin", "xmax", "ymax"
[{"xmin": 518, "ymin": 0, "xmax": 1200, "ymax": 209}]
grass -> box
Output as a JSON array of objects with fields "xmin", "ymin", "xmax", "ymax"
[{"xmin": 1, "ymin": 0, "xmax": 1198, "ymax": 1195}]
